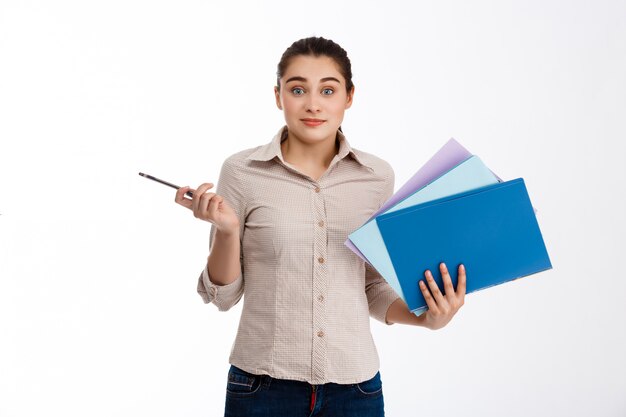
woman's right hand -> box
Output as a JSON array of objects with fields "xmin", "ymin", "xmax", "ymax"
[{"xmin": 175, "ymin": 183, "xmax": 240, "ymax": 235}]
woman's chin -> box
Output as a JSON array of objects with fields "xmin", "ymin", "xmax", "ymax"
[{"xmin": 288, "ymin": 124, "xmax": 339, "ymax": 143}]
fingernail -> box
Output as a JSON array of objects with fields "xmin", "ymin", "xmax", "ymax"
[
  {"xmin": 441, "ymin": 262, "xmax": 447, "ymax": 270},
  {"xmin": 460, "ymin": 264, "xmax": 465, "ymax": 272}
]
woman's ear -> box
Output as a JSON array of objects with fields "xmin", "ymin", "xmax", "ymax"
[
  {"xmin": 274, "ymin": 86, "xmax": 283, "ymax": 110},
  {"xmin": 345, "ymin": 86, "xmax": 355, "ymax": 109}
]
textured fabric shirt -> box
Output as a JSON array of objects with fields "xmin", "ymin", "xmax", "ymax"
[{"xmin": 197, "ymin": 125, "xmax": 400, "ymax": 385}]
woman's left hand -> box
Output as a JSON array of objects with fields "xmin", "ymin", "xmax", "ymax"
[{"xmin": 418, "ymin": 262, "xmax": 466, "ymax": 330}]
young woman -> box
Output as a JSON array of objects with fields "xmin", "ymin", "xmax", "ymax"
[{"xmin": 175, "ymin": 36, "xmax": 466, "ymax": 417}]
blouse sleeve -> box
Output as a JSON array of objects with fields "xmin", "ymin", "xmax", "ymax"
[
  {"xmin": 196, "ymin": 157, "xmax": 246, "ymax": 311},
  {"xmin": 365, "ymin": 163, "xmax": 401, "ymax": 324}
]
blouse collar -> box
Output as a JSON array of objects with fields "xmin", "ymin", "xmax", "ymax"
[{"xmin": 246, "ymin": 125, "xmax": 374, "ymax": 170}]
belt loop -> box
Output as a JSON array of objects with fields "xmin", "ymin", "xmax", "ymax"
[{"xmin": 261, "ymin": 374, "xmax": 272, "ymax": 389}]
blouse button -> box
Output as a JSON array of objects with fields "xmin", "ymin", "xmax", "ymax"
[
  {"xmin": 317, "ymin": 331, "xmax": 325, "ymax": 337},
  {"xmin": 314, "ymin": 186, "xmax": 321, "ymax": 193},
  {"xmin": 318, "ymin": 257, "xmax": 325, "ymax": 264},
  {"xmin": 317, "ymin": 295, "xmax": 324, "ymax": 302},
  {"xmin": 318, "ymin": 220, "xmax": 324, "ymax": 227}
]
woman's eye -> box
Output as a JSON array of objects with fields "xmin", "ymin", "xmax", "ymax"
[
  {"xmin": 291, "ymin": 87, "xmax": 305, "ymax": 96},
  {"xmin": 322, "ymin": 88, "xmax": 334, "ymax": 95}
]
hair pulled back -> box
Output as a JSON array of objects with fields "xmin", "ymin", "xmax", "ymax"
[{"xmin": 276, "ymin": 36, "xmax": 354, "ymax": 93}]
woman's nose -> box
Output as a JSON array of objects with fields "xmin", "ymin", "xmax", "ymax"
[{"xmin": 305, "ymin": 94, "xmax": 322, "ymax": 113}]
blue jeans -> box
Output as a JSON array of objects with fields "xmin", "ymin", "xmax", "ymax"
[{"xmin": 224, "ymin": 365, "xmax": 385, "ymax": 417}]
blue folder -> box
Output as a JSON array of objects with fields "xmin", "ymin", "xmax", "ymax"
[{"xmin": 375, "ymin": 178, "xmax": 552, "ymax": 313}]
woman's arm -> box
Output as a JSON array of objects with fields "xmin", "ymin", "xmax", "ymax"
[
  {"xmin": 176, "ymin": 181, "xmax": 242, "ymax": 285},
  {"xmin": 175, "ymin": 159, "xmax": 246, "ymax": 310},
  {"xmin": 199, "ymin": 219, "xmax": 244, "ymax": 311},
  {"xmin": 207, "ymin": 227, "xmax": 241, "ymax": 286},
  {"xmin": 385, "ymin": 298, "xmax": 424, "ymax": 326}
]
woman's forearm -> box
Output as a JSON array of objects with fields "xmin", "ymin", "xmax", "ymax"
[
  {"xmin": 385, "ymin": 298, "xmax": 427, "ymax": 327},
  {"xmin": 206, "ymin": 228, "xmax": 241, "ymax": 286}
]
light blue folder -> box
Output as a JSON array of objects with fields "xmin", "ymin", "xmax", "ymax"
[{"xmin": 349, "ymin": 156, "xmax": 499, "ymax": 303}]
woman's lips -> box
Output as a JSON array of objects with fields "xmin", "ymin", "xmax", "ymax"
[{"xmin": 301, "ymin": 119, "xmax": 325, "ymax": 127}]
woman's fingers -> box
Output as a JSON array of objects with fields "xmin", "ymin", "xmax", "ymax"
[
  {"xmin": 198, "ymin": 192, "xmax": 216, "ymax": 218},
  {"xmin": 175, "ymin": 181, "xmax": 226, "ymax": 224},
  {"xmin": 207, "ymin": 194, "xmax": 223, "ymax": 221},
  {"xmin": 425, "ymin": 269, "xmax": 446, "ymax": 307},
  {"xmin": 175, "ymin": 186, "xmax": 194, "ymax": 209},
  {"xmin": 192, "ymin": 183, "xmax": 214, "ymax": 216},
  {"xmin": 419, "ymin": 262, "xmax": 467, "ymax": 329},
  {"xmin": 457, "ymin": 264, "xmax": 467, "ymax": 305},
  {"xmin": 419, "ymin": 279, "xmax": 438, "ymax": 312},
  {"xmin": 440, "ymin": 262, "xmax": 455, "ymax": 298}
]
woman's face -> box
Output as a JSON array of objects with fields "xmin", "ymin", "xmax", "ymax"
[{"xmin": 274, "ymin": 54, "xmax": 354, "ymax": 145}]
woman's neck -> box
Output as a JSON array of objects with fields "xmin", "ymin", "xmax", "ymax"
[{"xmin": 280, "ymin": 131, "xmax": 339, "ymax": 171}]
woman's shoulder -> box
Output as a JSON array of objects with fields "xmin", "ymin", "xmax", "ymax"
[
  {"xmin": 350, "ymin": 147, "xmax": 394, "ymax": 179},
  {"xmin": 213, "ymin": 147, "xmax": 264, "ymax": 189},
  {"xmin": 222, "ymin": 127, "xmax": 285, "ymax": 168},
  {"xmin": 220, "ymin": 145, "xmax": 264, "ymax": 169}
]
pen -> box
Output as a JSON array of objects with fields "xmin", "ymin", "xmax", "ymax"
[{"xmin": 138, "ymin": 172, "xmax": 194, "ymax": 198}]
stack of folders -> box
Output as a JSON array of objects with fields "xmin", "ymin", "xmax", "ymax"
[{"xmin": 345, "ymin": 139, "xmax": 552, "ymax": 315}]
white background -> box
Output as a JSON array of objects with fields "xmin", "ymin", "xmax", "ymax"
[{"xmin": 1, "ymin": 1, "xmax": 625, "ymax": 416}]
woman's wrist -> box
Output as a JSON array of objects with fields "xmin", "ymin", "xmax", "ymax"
[
  {"xmin": 385, "ymin": 298, "xmax": 427, "ymax": 327},
  {"xmin": 215, "ymin": 223, "xmax": 240, "ymax": 239}
]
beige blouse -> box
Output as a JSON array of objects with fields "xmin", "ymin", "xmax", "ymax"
[{"xmin": 197, "ymin": 126, "xmax": 400, "ymax": 384}]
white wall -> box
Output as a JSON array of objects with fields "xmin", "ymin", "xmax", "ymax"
[{"xmin": 1, "ymin": 1, "xmax": 624, "ymax": 416}]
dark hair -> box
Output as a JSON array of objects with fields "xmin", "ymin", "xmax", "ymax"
[{"xmin": 276, "ymin": 36, "xmax": 354, "ymax": 93}]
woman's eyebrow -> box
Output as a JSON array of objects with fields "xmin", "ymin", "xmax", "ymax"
[
  {"xmin": 285, "ymin": 76, "xmax": 342, "ymax": 84},
  {"xmin": 320, "ymin": 77, "xmax": 341, "ymax": 84}
]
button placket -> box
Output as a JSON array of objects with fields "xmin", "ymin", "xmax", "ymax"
[{"xmin": 311, "ymin": 182, "xmax": 328, "ymax": 382}]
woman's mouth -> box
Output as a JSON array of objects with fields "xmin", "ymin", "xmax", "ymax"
[{"xmin": 301, "ymin": 119, "xmax": 325, "ymax": 127}]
